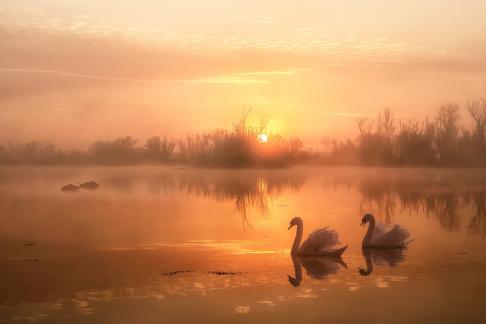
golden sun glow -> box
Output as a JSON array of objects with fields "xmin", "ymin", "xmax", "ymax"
[{"xmin": 258, "ymin": 133, "xmax": 269, "ymax": 143}]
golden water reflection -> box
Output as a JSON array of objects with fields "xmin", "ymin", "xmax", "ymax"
[
  {"xmin": 1, "ymin": 167, "xmax": 486, "ymax": 323},
  {"xmin": 0, "ymin": 244, "xmax": 483, "ymax": 323}
]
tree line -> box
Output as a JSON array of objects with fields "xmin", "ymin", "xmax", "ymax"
[
  {"xmin": 0, "ymin": 111, "xmax": 307, "ymax": 167},
  {"xmin": 327, "ymin": 99, "xmax": 486, "ymax": 167},
  {"xmin": 1, "ymin": 99, "xmax": 486, "ymax": 167}
]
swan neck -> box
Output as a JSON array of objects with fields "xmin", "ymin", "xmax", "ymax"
[
  {"xmin": 363, "ymin": 218, "xmax": 375, "ymax": 247},
  {"xmin": 291, "ymin": 223, "xmax": 303, "ymax": 254}
]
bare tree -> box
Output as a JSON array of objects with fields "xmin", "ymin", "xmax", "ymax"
[
  {"xmin": 145, "ymin": 136, "xmax": 176, "ymax": 162},
  {"xmin": 356, "ymin": 108, "xmax": 395, "ymax": 165},
  {"xmin": 395, "ymin": 119, "xmax": 435, "ymax": 165},
  {"xmin": 465, "ymin": 99, "xmax": 486, "ymax": 164},
  {"xmin": 232, "ymin": 107, "xmax": 252, "ymax": 137},
  {"xmin": 466, "ymin": 99, "xmax": 486, "ymax": 138},
  {"xmin": 376, "ymin": 108, "xmax": 395, "ymax": 138},
  {"xmin": 434, "ymin": 103, "xmax": 460, "ymax": 165}
]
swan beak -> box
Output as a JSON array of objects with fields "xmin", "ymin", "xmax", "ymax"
[
  {"xmin": 360, "ymin": 221, "xmax": 365, "ymax": 227},
  {"xmin": 288, "ymin": 224, "xmax": 294, "ymax": 230}
]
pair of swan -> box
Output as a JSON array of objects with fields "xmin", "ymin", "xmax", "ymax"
[
  {"xmin": 288, "ymin": 213, "xmax": 411, "ymax": 257},
  {"xmin": 287, "ymin": 214, "xmax": 410, "ymax": 286}
]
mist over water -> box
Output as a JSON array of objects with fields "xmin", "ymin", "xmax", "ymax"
[
  {"xmin": 0, "ymin": 166, "xmax": 485, "ymax": 323},
  {"xmin": 3, "ymin": 0, "xmax": 486, "ymax": 322}
]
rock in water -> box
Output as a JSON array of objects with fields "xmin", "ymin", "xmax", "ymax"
[
  {"xmin": 61, "ymin": 184, "xmax": 80, "ymax": 192},
  {"xmin": 79, "ymin": 181, "xmax": 100, "ymax": 190}
]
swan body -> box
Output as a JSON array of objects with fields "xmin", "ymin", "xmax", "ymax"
[
  {"xmin": 288, "ymin": 217, "xmax": 348, "ymax": 256},
  {"xmin": 360, "ymin": 213, "xmax": 412, "ymax": 248}
]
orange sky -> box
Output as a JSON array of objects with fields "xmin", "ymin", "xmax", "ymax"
[{"xmin": 1, "ymin": 0, "xmax": 486, "ymax": 148}]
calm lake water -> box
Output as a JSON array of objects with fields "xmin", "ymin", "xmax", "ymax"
[{"xmin": 0, "ymin": 166, "xmax": 485, "ymax": 323}]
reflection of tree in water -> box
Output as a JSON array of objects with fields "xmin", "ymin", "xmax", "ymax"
[
  {"xmin": 467, "ymin": 191, "xmax": 486, "ymax": 237},
  {"xmin": 358, "ymin": 177, "xmax": 396, "ymax": 223},
  {"xmin": 177, "ymin": 172, "xmax": 306, "ymax": 230},
  {"xmin": 103, "ymin": 170, "xmax": 306, "ymax": 229},
  {"xmin": 427, "ymin": 192, "xmax": 461, "ymax": 232},
  {"xmin": 101, "ymin": 168, "xmax": 486, "ymax": 236},
  {"xmin": 360, "ymin": 178, "xmax": 466, "ymax": 231},
  {"xmin": 351, "ymin": 171, "xmax": 486, "ymax": 235}
]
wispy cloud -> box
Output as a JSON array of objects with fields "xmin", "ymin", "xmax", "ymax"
[
  {"xmin": 328, "ymin": 112, "xmax": 408, "ymax": 119},
  {"xmin": 328, "ymin": 112, "xmax": 376, "ymax": 118},
  {"xmin": 233, "ymin": 69, "xmax": 305, "ymax": 77},
  {"xmin": 0, "ymin": 68, "xmax": 164, "ymax": 83},
  {"xmin": 0, "ymin": 68, "xmax": 268, "ymax": 85},
  {"xmin": 185, "ymin": 76, "xmax": 268, "ymax": 84},
  {"xmin": 0, "ymin": 6, "xmax": 441, "ymax": 66}
]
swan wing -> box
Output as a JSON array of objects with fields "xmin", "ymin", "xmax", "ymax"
[
  {"xmin": 371, "ymin": 223, "xmax": 390, "ymax": 242},
  {"xmin": 374, "ymin": 224, "xmax": 410, "ymax": 246},
  {"xmin": 299, "ymin": 227, "xmax": 340, "ymax": 254}
]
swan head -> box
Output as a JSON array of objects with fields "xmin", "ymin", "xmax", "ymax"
[
  {"xmin": 288, "ymin": 217, "xmax": 303, "ymax": 230},
  {"xmin": 360, "ymin": 213, "xmax": 374, "ymax": 227}
]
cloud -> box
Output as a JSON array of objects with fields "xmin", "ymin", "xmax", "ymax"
[
  {"xmin": 233, "ymin": 69, "xmax": 305, "ymax": 76},
  {"xmin": 0, "ymin": 68, "xmax": 165, "ymax": 83},
  {"xmin": 1, "ymin": 5, "xmax": 486, "ymax": 102},
  {"xmin": 186, "ymin": 77, "xmax": 268, "ymax": 84},
  {"xmin": 0, "ymin": 68, "xmax": 269, "ymax": 85},
  {"xmin": 0, "ymin": 5, "xmax": 450, "ymax": 63},
  {"xmin": 328, "ymin": 112, "xmax": 376, "ymax": 118}
]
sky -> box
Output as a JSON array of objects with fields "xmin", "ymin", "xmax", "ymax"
[{"xmin": 1, "ymin": 0, "xmax": 486, "ymax": 148}]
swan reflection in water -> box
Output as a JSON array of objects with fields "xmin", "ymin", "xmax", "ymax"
[
  {"xmin": 288, "ymin": 255, "xmax": 348, "ymax": 287},
  {"xmin": 358, "ymin": 248, "xmax": 407, "ymax": 276}
]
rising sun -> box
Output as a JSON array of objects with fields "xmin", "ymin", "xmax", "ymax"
[{"xmin": 258, "ymin": 133, "xmax": 268, "ymax": 143}]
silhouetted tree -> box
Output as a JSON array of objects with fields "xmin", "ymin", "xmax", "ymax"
[
  {"xmin": 395, "ymin": 119, "xmax": 436, "ymax": 165},
  {"xmin": 357, "ymin": 108, "xmax": 395, "ymax": 165},
  {"xmin": 328, "ymin": 139, "xmax": 358, "ymax": 165},
  {"xmin": 145, "ymin": 136, "xmax": 176, "ymax": 162},
  {"xmin": 3, "ymin": 99, "xmax": 486, "ymax": 167},
  {"xmin": 433, "ymin": 103, "xmax": 460, "ymax": 166},
  {"xmin": 465, "ymin": 99, "xmax": 486, "ymax": 165},
  {"xmin": 90, "ymin": 136, "xmax": 139, "ymax": 164}
]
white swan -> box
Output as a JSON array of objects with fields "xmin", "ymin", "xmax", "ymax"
[
  {"xmin": 360, "ymin": 213, "xmax": 412, "ymax": 248},
  {"xmin": 288, "ymin": 217, "xmax": 348, "ymax": 256}
]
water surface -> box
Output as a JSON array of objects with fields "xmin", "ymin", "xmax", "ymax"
[{"xmin": 0, "ymin": 166, "xmax": 485, "ymax": 323}]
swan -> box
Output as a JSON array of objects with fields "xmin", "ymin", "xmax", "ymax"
[
  {"xmin": 360, "ymin": 213, "xmax": 412, "ymax": 248},
  {"xmin": 358, "ymin": 248, "xmax": 407, "ymax": 276},
  {"xmin": 288, "ymin": 217, "xmax": 348, "ymax": 256},
  {"xmin": 288, "ymin": 255, "xmax": 347, "ymax": 287}
]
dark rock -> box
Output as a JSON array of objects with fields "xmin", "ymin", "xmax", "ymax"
[
  {"xmin": 61, "ymin": 184, "xmax": 80, "ymax": 192},
  {"xmin": 79, "ymin": 181, "xmax": 100, "ymax": 190}
]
